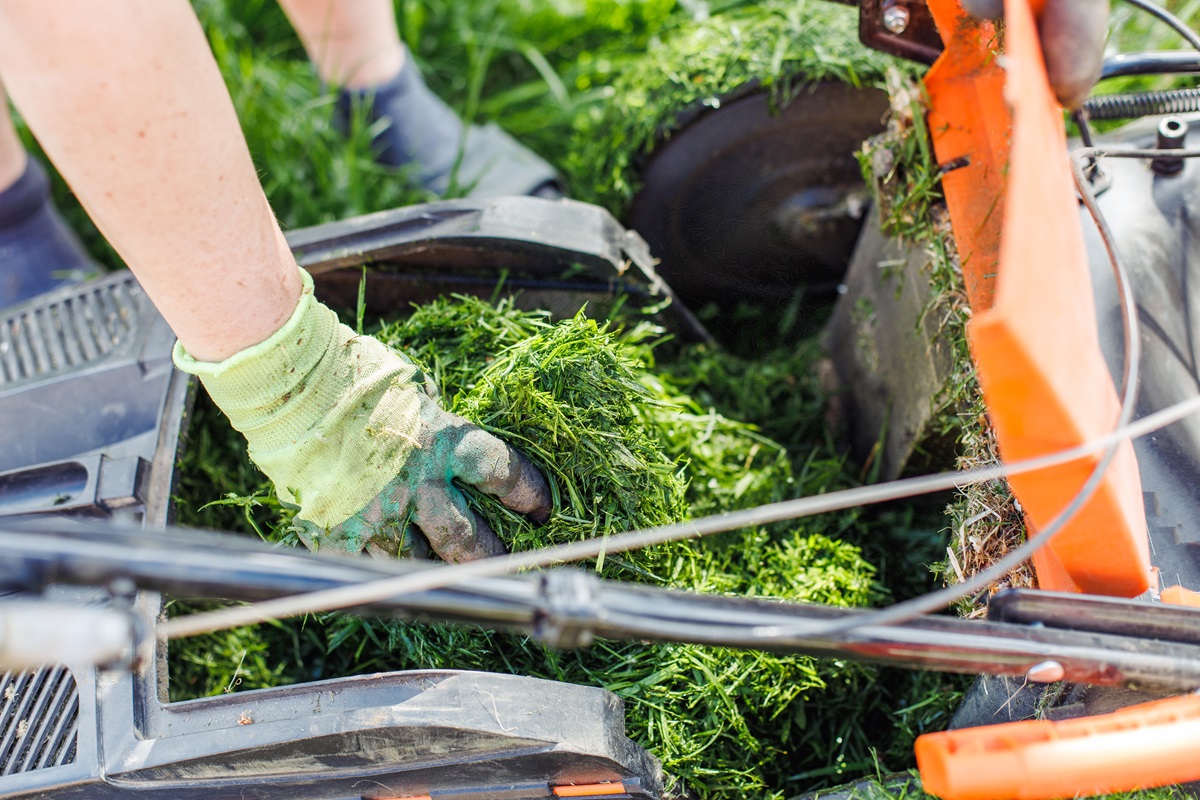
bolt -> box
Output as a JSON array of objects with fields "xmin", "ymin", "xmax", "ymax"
[
  {"xmin": 1153, "ymin": 116, "xmax": 1189, "ymax": 177},
  {"xmin": 1026, "ymin": 660, "xmax": 1066, "ymax": 683},
  {"xmin": 882, "ymin": 1, "xmax": 910, "ymax": 34}
]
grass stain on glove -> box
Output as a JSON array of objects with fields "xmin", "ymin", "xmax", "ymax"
[
  {"xmin": 384, "ymin": 299, "xmax": 689, "ymax": 579},
  {"xmin": 173, "ymin": 269, "xmax": 550, "ymax": 562}
]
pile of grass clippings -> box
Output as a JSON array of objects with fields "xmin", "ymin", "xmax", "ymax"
[
  {"xmin": 173, "ymin": 293, "xmax": 956, "ymax": 799},
  {"xmin": 387, "ymin": 300, "xmax": 892, "ymax": 797},
  {"xmin": 399, "ymin": 303, "xmax": 690, "ymax": 575}
]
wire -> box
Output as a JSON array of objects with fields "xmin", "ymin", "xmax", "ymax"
[
  {"xmin": 1076, "ymin": 145, "xmax": 1200, "ymax": 160},
  {"xmin": 166, "ymin": 393, "xmax": 1200, "ymax": 640},
  {"xmin": 1119, "ymin": 0, "xmax": 1200, "ymax": 54},
  {"xmin": 1073, "ymin": 109, "xmax": 1097, "ymax": 150},
  {"xmin": 167, "ymin": 146, "xmax": 1200, "ymax": 643},
  {"xmin": 1101, "ymin": 51, "xmax": 1200, "ymax": 81},
  {"xmin": 1071, "ymin": 108, "xmax": 1103, "ymax": 181}
]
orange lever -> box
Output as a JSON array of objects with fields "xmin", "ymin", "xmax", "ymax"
[
  {"xmin": 924, "ymin": 0, "xmax": 1152, "ymax": 596},
  {"xmin": 917, "ymin": 694, "xmax": 1200, "ymax": 800}
]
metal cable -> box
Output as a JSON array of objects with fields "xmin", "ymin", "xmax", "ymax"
[
  {"xmin": 1101, "ymin": 51, "xmax": 1200, "ymax": 81},
  {"xmin": 166, "ymin": 392, "xmax": 1200, "ymax": 639}
]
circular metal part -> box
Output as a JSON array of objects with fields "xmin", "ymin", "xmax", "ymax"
[
  {"xmin": 629, "ymin": 82, "xmax": 890, "ymax": 304},
  {"xmin": 882, "ymin": 1, "xmax": 911, "ymax": 34},
  {"xmin": 1025, "ymin": 660, "xmax": 1066, "ymax": 684},
  {"xmin": 1153, "ymin": 116, "xmax": 1189, "ymax": 176},
  {"xmin": 1157, "ymin": 115, "xmax": 1188, "ymax": 148}
]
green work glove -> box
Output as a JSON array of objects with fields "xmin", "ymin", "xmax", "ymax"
[{"xmin": 173, "ymin": 269, "xmax": 550, "ymax": 562}]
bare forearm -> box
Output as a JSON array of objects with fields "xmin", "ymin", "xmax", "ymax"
[{"xmin": 0, "ymin": 0, "xmax": 301, "ymax": 361}]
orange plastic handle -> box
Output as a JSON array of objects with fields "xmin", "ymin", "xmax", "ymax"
[
  {"xmin": 924, "ymin": 0, "xmax": 1152, "ymax": 598},
  {"xmin": 1161, "ymin": 585, "xmax": 1200, "ymax": 607},
  {"xmin": 552, "ymin": 784, "xmax": 629, "ymax": 797},
  {"xmin": 917, "ymin": 694, "xmax": 1200, "ymax": 800}
]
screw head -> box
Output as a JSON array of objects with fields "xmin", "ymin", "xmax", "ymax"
[{"xmin": 882, "ymin": 3, "xmax": 911, "ymax": 34}]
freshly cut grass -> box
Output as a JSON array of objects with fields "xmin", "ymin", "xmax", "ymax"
[
  {"xmin": 386, "ymin": 301, "xmax": 888, "ymax": 797},
  {"xmin": 453, "ymin": 313, "xmax": 690, "ymax": 572},
  {"xmin": 173, "ymin": 294, "xmax": 927, "ymax": 799}
]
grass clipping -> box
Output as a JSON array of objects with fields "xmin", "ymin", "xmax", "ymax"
[
  {"xmin": 379, "ymin": 299, "xmax": 880, "ymax": 797},
  {"xmin": 182, "ymin": 295, "xmax": 897, "ymax": 799},
  {"xmin": 407, "ymin": 301, "xmax": 687, "ymax": 569}
]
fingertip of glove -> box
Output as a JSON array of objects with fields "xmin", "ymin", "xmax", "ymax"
[
  {"xmin": 440, "ymin": 518, "xmax": 508, "ymax": 562},
  {"xmin": 504, "ymin": 456, "xmax": 552, "ymax": 525}
]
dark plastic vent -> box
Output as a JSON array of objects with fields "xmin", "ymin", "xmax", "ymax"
[
  {"xmin": 0, "ymin": 665, "xmax": 79, "ymax": 774},
  {"xmin": 0, "ymin": 274, "xmax": 143, "ymax": 386}
]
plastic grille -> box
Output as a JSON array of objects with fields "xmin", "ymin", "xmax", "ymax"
[
  {"xmin": 0, "ymin": 665, "xmax": 79, "ymax": 774},
  {"xmin": 0, "ymin": 274, "xmax": 143, "ymax": 386}
]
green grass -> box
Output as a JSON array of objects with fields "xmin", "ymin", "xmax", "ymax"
[
  {"xmin": 194, "ymin": 0, "xmax": 894, "ymax": 218},
  {"xmin": 173, "ymin": 296, "xmax": 959, "ymax": 799}
]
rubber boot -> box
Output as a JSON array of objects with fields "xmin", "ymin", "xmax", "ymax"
[
  {"xmin": 0, "ymin": 158, "xmax": 94, "ymax": 310},
  {"xmin": 335, "ymin": 49, "xmax": 561, "ymax": 199}
]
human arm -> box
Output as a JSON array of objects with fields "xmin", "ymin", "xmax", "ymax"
[{"xmin": 0, "ymin": 0, "xmax": 549, "ymax": 559}]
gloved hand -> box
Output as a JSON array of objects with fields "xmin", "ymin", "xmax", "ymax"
[
  {"xmin": 1039, "ymin": 0, "xmax": 1110, "ymax": 110},
  {"xmin": 963, "ymin": 0, "xmax": 1109, "ymax": 111},
  {"xmin": 174, "ymin": 269, "xmax": 551, "ymax": 562}
]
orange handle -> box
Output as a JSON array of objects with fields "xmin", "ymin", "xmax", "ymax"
[
  {"xmin": 1161, "ymin": 585, "xmax": 1200, "ymax": 608},
  {"xmin": 917, "ymin": 694, "xmax": 1200, "ymax": 800}
]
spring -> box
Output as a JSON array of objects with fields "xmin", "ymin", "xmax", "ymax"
[{"xmin": 1082, "ymin": 87, "xmax": 1200, "ymax": 121}]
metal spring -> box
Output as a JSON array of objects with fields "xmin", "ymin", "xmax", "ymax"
[{"xmin": 1082, "ymin": 87, "xmax": 1200, "ymax": 121}]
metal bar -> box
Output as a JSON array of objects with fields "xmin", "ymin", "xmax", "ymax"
[
  {"xmin": 987, "ymin": 588, "xmax": 1200, "ymax": 642},
  {"xmin": 7, "ymin": 522, "xmax": 1200, "ymax": 690},
  {"xmin": 1101, "ymin": 51, "xmax": 1200, "ymax": 80}
]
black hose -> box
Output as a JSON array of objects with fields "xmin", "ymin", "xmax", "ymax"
[
  {"xmin": 1082, "ymin": 87, "xmax": 1200, "ymax": 120},
  {"xmin": 1102, "ymin": 51, "xmax": 1200, "ymax": 81}
]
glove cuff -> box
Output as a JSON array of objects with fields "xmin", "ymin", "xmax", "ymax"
[
  {"xmin": 174, "ymin": 268, "xmax": 422, "ymax": 527},
  {"xmin": 173, "ymin": 268, "xmax": 329, "ymax": 436}
]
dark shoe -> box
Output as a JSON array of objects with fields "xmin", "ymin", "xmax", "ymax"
[
  {"xmin": 335, "ymin": 49, "xmax": 561, "ymax": 198},
  {"xmin": 0, "ymin": 159, "xmax": 94, "ymax": 310},
  {"xmin": 451, "ymin": 123, "xmax": 562, "ymax": 199}
]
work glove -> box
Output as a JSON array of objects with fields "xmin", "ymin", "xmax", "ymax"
[
  {"xmin": 1038, "ymin": 0, "xmax": 1110, "ymax": 110},
  {"xmin": 963, "ymin": 0, "xmax": 1109, "ymax": 110},
  {"xmin": 173, "ymin": 269, "xmax": 551, "ymax": 562}
]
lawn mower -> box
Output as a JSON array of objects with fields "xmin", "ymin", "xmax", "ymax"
[{"xmin": 5, "ymin": 0, "xmax": 1200, "ymax": 798}]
